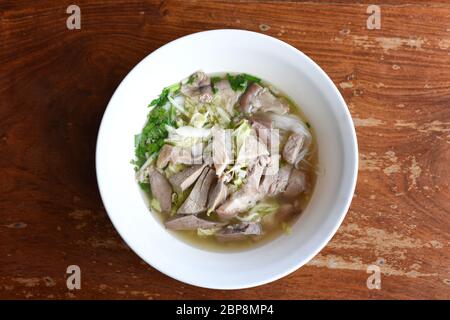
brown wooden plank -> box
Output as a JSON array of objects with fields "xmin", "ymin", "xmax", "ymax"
[{"xmin": 0, "ymin": 0, "xmax": 449, "ymax": 299}]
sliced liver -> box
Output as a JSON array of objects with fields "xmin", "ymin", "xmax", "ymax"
[
  {"xmin": 169, "ymin": 163, "xmax": 207, "ymax": 193},
  {"xmin": 165, "ymin": 215, "xmax": 226, "ymax": 231},
  {"xmin": 177, "ymin": 167, "xmax": 216, "ymax": 215},
  {"xmin": 148, "ymin": 168, "xmax": 172, "ymax": 214},
  {"xmin": 207, "ymin": 179, "xmax": 228, "ymax": 212}
]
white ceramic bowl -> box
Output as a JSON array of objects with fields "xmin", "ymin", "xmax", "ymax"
[{"xmin": 96, "ymin": 29, "xmax": 358, "ymax": 289}]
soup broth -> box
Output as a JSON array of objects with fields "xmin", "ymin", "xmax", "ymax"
[{"xmin": 134, "ymin": 72, "xmax": 317, "ymax": 251}]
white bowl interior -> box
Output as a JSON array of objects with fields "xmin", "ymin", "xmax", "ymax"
[{"xmin": 96, "ymin": 30, "xmax": 358, "ymax": 289}]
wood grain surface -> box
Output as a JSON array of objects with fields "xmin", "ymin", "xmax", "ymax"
[{"xmin": 1, "ymin": 0, "xmax": 449, "ymax": 299}]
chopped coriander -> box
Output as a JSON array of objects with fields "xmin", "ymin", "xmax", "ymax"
[
  {"xmin": 138, "ymin": 182, "xmax": 150, "ymax": 192},
  {"xmin": 134, "ymin": 133, "xmax": 142, "ymax": 148},
  {"xmin": 226, "ymin": 73, "xmax": 261, "ymax": 91},
  {"xmin": 210, "ymin": 76, "xmax": 222, "ymax": 94},
  {"xmin": 135, "ymin": 87, "xmax": 179, "ymax": 169},
  {"xmin": 186, "ymin": 74, "xmax": 195, "ymax": 85},
  {"xmin": 149, "ymin": 83, "xmax": 180, "ymax": 108}
]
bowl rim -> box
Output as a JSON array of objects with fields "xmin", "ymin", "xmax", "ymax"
[{"xmin": 95, "ymin": 29, "xmax": 358, "ymax": 289}]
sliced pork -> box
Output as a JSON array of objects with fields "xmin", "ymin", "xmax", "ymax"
[
  {"xmin": 211, "ymin": 126, "xmax": 232, "ymax": 176},
  {"xmin": 252, "ymin": 119, "xmax": 271, "ymax": 148},
  {"xmin": 181, "ymin": 71, "xmax": 213, "ymax": 102},
  {"xmin": 239, "ymin": 83, "xmax": 263, "ymax": 113},
  {"xmin": 265, "ymin": 113, "xmax": 312, "ymax": 167},
  {"xmin": 157, "ymin": 144, "xmax": 204, "ymax": 168},
  {"xmin": 234, "ymin": 132, "xmax": 269, "ymax": 171},
  {"xmin": 260, "ymin": 164, "xmax": 293, "ymax": 196},
  {"xmin": 214, "ymin": 80, "xmax": 242, "ymax": 113},
  {"xmin": 239, "ymin": 83, "xmax": 289, "ymax": 115},
  {"xmin": 215, "ymin": 222, "xmax": 262, "ymax": 241},
  {"xmin": 216, "ymin": 156, "xmax": 268, "ymax": 219},
  {"xmin": 282, "ymin": 133, "xmax": 305, "ymax": 165}
]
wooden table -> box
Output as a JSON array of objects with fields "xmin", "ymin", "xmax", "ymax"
[{"xmin": 1, "ymin": 0, "xmax": 449, "ymax": 300}]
